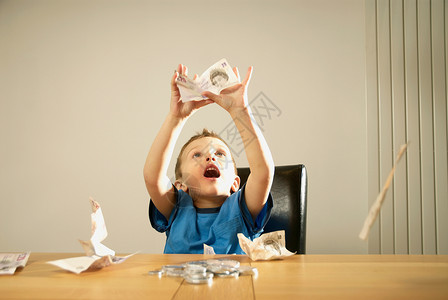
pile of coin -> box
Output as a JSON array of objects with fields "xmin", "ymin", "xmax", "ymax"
[{"xmin": 148, "ymin": 258, "xmax": 258, "ymax": 284}]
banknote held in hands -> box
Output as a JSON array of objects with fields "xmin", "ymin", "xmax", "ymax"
[{"xmin": 176, "ymin": 58, "xmax": 240, "ymax": 102}]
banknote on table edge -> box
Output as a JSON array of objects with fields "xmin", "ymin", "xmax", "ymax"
[{"xmin": 0, "ymin": 252, "xmax": 30, "ymax": 275}]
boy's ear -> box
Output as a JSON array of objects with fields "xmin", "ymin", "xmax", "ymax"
[
  {"xmin": 174, "ymin": 179, "xmax": 188, "ymax": 192},
  {"xmin": 231, "ymin": 175, "xmax": 240, "ymax": 193}
]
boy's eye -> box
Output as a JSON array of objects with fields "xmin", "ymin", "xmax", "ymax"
[
  {"xmin": 193, "ymin": 152, "xmax": 202, "ymax": 158},
  {"xmin": 216, "ymin": 151, "xmax": 225, "ymax": 157}
]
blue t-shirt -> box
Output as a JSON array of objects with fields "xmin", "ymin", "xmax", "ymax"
[{"xmin": 149, "ymin": 184, "xmax": 273, "ymax": 254}]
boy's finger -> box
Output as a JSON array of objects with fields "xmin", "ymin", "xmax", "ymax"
[
  {"xmin": 242, "ymin": 66, "xmax": 253, "ymax": 86},
  {"xmin": 220, "ymin": 84, "xmax": 241, "ymax": 94},
  {"xmin": 171, "ymin": 71, "xmax": 179, "ymax": 89},
  {"xmin": 202, "ymin": 91, "xmax": 221, "ymax": 103},
  {"xmin": 194, "ymin": 99, "xmax": 214, "ymax": 109},
  {"xmin": 233, "ymin": 67, "xmax": 240, "ymax": 81}
]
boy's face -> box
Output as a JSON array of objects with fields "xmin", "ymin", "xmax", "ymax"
[{"xmin": 176, "ymin": 137, "xmax": 239, "ymax": 201}]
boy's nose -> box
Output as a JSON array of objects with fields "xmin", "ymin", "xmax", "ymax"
[{"xmin": 206, "ymin": 155, "xmax": 216, "ymax": 162}]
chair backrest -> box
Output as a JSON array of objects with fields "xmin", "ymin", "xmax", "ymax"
[{"xmin": 237, "ymin": 164, "xmax": 308, "ymax": 254}]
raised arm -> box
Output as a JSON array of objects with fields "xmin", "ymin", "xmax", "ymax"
[
  {"xmin": 143, "ymin": 64, "xmax": 212, "ymax": 220},
  {"xmin": 202, "ymin": 67, "xmax": 274, "ymax": 220}
]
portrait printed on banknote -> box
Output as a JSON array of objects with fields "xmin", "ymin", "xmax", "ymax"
[{"xmin": 209, "ymin": 69, "xmax": 229, "ymax": 88}]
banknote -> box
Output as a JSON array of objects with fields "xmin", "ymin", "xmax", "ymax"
[
  {"xmin": 176, "ymin": 74, "xmax": 206, "ymax": 102},
  {"xmin": 79, "ymin": 197, "xmax": 115, "ymax": 257},
  {"xmin": 176, "ymin": 58, "xmax": 240, "ymax": 102},
  {"xmin": 47, "ymin": 253, "xmax": 135, "ymax": 274},
  {"xmin": 0, "ymin": 252, "xmax": 30, "ymax": 275},
  {"xmin": 47, "ymin": 198, "xmax": 136, "ymax": 274},
  {"xmin": 203, "ymin": 244, "xmax": 216, "ymax": 255},
  {"xmin": 238, "ymin": 231, "xmax": 295, "ymax": 261},
  {"xmin": 359, "ymin": 143, "xmax": 408, "ymax": 240}
]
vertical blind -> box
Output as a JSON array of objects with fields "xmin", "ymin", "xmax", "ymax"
[{"xmin": 366, "ymin": 0, "xmax": 447, "ymax": 254}]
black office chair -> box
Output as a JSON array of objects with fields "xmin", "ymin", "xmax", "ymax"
[{"xmin": 237, "ymin": 164, "xmax": 308, "ymax": 254}]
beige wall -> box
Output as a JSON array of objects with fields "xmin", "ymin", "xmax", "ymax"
[{"xmin": 0, "ymin": 0, "xmax": 367, "ymax": 254}]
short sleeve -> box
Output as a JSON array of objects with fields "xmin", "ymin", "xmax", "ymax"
[
  {"xmin": 148, "ymin": 187, "xmax": 179, "ymax": 233},
  {"xmin": 239, "ymin": 184, "xmax": 273, "ymax": 234}
]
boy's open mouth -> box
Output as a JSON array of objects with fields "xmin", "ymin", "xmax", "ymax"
[{"xmin": 203, "ymin": 164, "xmax": 221, "ymax": 178}]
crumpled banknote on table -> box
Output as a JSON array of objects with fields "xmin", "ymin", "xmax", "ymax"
[
  {"xmin": 47, "ymin": 198, "xmax": 135, "ymax": 274},
  {"xmin": 176, "ymin": 58, "xmax": 240, "ymax": 102},
  {"xmin": 0, "ymin": 252, "xmax": 30, "ymax": 275},
  {"xmin": 238, "ymin": 231, "xmax": 295, "ymax": 261}
]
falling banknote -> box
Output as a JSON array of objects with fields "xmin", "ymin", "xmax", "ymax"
[
  {"xmin": 47, "ymin": 198, "xmax": 136, "ymax": 274},
  {"xmin": 359, "ymin": 143, "xmax": 408, "ymax": 240},
  {"xmin": 176, "ymin": 58, "xmax": 240, "ymax": 102}
]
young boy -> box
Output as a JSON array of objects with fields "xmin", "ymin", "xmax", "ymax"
[{"xmin": 143, "ymin": 63, "xmax": 274, "ymax": 254}]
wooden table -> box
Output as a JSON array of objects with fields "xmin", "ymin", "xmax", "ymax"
[{"xmin": 1, "ymin": 253, "xmax": 447, "ymax": 299}]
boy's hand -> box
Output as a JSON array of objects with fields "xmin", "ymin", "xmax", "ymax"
[
  {"xmin": 170, "ymin": 64, "xmax": 212, "ymax": 121},
  {"xmin": 202, "ymin": 66, "xmax": 253, "ymax": 117}
]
